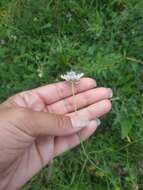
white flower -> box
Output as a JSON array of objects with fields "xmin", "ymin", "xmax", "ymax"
[
  {"xmin": 11, "ymin": 35, "xmax": 17, "ymax": 40},
  {"xmin": 61, "ymin": 71, "xmax": 84, "ymax": 82},
  {"xmin": 66, "ymin": 12, "xmax": 72, "ymax": 22},
  {"xmin": 37, "ymin": 68, "xmax": 43, "ymax": 78}
]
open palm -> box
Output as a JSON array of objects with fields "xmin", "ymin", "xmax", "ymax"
[{"xmin": 0, "ymin": 78, "xmax": 112, "ymax": 190}]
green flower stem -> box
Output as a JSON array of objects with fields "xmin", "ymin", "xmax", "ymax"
[{"xmin": 47, "ymin": 158, "xmax": 54, "ymax": 179}]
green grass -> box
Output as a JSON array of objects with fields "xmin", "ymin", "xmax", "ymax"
[{"xmin": 0, "ymin": 0, "xmax": 143, "ymax": 189}]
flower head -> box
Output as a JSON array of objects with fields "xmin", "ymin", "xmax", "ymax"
[{"xmin": 61, "ymin": 71, "xmax": 84, "ymax": 82}]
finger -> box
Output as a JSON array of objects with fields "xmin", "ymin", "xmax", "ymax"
[
  {"xmin": 32, "ymin": 78, "xmax": 96, "ymax": 105},
  {"xmin": 47, "ymin": 87, "xmax": 112, "ymax": 114},
  {"xmin": 15, "ymin": 108, "xmax": 90, "ymax": 137},
  {"xmin": 68, "ymin": 99, "xmax": 112, "ymax": 120},
  {"xmin": 54, "ymin": 120, "xmax": 98, "ymax": 156}
]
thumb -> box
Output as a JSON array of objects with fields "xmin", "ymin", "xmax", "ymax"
[{"xmin": 14, "ymin": 108, "xmax": 89, "ymax": 137}]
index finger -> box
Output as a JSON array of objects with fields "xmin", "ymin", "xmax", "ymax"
[{"xmin": 32, "ymin": 78, "xmax": 96, "ymax": 105}]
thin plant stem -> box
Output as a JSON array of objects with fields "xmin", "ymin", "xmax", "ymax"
[
  {"xmin": 35, "ymin": 140, "xmax": 45, "ymax": 185},
  {"xmin": 47, "ymin": 136, "xmax": 54, "ymax": 182},
  {"xmin": 88, "ymin": 136, "xmax": 143, "ymax": 155},
  {"xmin": 125, "ymin": 56, "xmax": 143, "ymax": 64},
  {"xmin": 47, "ymin": 158, "xmax": 54, "ymax": 179},
  {"xmin": 70, "ymin": 81, "xmax": 111, "ymax": 182},
  {"xmin": 71, "ymin": 81, "xmax": 78, "ymax": 114},
  {"xmin": 70, "ymin": 81, "xmax": 90, "ymax": 162},
  {"xmin": 110, "ymin": 97, "xmax": 120, "ymax": 101}
]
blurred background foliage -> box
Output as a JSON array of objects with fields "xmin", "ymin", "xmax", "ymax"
[{"xmin": 0, "ymin": 0, "xmax": 143, "ymax": 189}]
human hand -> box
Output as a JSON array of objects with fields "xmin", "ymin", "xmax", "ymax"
[{"xmin": 0, "ymin": 78, "xmax": 112, "ymax": 190}]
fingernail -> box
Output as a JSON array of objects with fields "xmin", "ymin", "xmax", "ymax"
[
  {"xmin": 108, "ymin": 88, "xmax": 113, "ymax": 98},
  {"xmin": 96, "ymin": 118, "xmax": 101, "ymax": 126},
  {"xmin": 71, "ymin": 115, "xmax": 90, "ymax": 128}
]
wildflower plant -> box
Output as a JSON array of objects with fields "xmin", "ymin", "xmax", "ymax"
[
  {"xmin": 47, "ymin": 71, "xmax": 89, "ymax": 180},
  {"xmin": 60, "ymin": 71, "xmax": 92, "ymax": 172},
  {"xmin": 61, "ymin": 71, "xmax": 84, "ymax": 113}
]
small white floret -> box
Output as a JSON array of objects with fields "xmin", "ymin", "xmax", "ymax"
[{"xmin": 61, "ymin": 71, "xmax": 84, "ymax": 82}]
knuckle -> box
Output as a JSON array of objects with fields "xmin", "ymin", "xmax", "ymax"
[
  {"xmin": 47, "ymin": 105, "xmax": 55, "ymax": 113},
  {"xmin": 56, "ymin": 83, "xmax": 65, "ymax": 99},
  {"xmin": 56, "ymin": 115, "xmax": 71, "ymax": 130}
]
